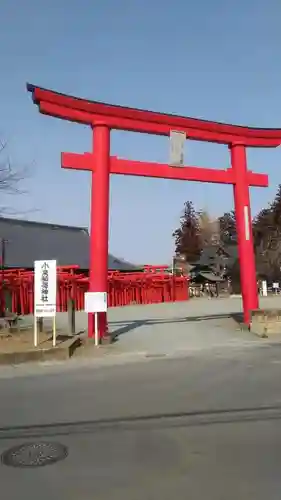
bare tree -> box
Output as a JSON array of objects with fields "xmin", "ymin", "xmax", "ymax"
[
  {"xmin": 0, "ymin": 140, "xmax": 31, "ymax": 216},
  {"xmin": 198, "ymin": 210, "xmax": 220, "ymax": 247},
  {"xmin": 254, "ymin": 227, "xmax": 281, "ymax": 281}
]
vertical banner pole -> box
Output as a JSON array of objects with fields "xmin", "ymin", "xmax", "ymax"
[
  {"xmin": 94, "ymin": 312, "xmax": 99, "ymax": 347},
  {"xmin": 53, "ymin": 315, "xmax": 56, "ymax": 347},
  {"xmin": 34, "ymin": 317, "xmax": 38, "ymax": 347}
]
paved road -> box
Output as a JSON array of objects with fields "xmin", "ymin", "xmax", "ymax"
[{"xmin": 1, "ymin": 339, "xmax": 281, "ymax": 498}]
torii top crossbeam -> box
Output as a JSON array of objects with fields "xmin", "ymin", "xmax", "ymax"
[{"xmin": 27, "ymin": 83, "xmax": 281, "ymax": 147}]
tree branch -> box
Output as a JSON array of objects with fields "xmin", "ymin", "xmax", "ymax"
[{"xmin": 0, "ymin": 139, "xmax": 32, "ymax": 214}]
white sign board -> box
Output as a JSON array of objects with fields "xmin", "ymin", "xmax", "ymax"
[
  {"xmin": 34, "ymin": 260, "xmax": 57, "ymax": 317},
  {"xmin": 85, "ymin": 292, "xmax": 107, "ymax": 313},
  {"xmin": 273, "ymin": 282, "xmax": 279, "ymax": 289},
  {"xmin": 169, "ymin": 130, "xmax": 186, "ymax": 166},
  {"xmin": 262, "ymin": 280, "xmax": 267, "ymax": 297}
]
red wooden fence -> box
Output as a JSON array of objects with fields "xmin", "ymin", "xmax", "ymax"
[{"xmin": 0, "ymin": 265, "xmax": 189, "ymax": 315}]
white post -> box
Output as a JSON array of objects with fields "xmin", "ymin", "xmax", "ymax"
[
  {"xmin": 34, "ymin": 317, "xmax": 38, "ymax": 347},
  {"xmin": 94, "ymin": 312, "xmax": 99, "ymax": 347},
  {"xmin": 52, "ymin": 315, "xmax": 56, "ymax": 347}
]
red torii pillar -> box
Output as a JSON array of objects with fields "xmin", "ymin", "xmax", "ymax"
[
  {"xmin": 27, "ymin": 83, "xmax": 280, "ymax": 341},
  {"xmin": 88, "ymin": 125, "xmax": 110, "ymax": 340},
  {"xmin": 231, "ymin": 143, "xmax": 258, "ymax": 320}
]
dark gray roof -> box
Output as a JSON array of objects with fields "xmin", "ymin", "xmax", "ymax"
[
  {"xmin": 0, "ymin": 217, "xmax": 138, "ymax": 271},
  {"xmin": 199, "ymin": 272, "xmax": 225, "ymax": 282},
  {"xmin": 224, "ymin": 245, "xmax": 238, "ymax": 259},
  {"xmin": 195, "ymin": 244, "xmax": 238, "ymax": 268}
]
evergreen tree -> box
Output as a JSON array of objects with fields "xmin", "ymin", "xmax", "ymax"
[
  {"xmin": 253, "ymin": 184, "xmax": 281, "ymax": 280},
  {"xmin": 271, "ymin": 184, "xmax": 281, "ymax": 229},
  {"xmin": 218, "ymin": 211, "xmax": 236, "ymax": 245},
  {"xmin": 173, "ymin": 201, "xmax": 201, "ymax": 262},
  {"xmin": 173, "ymin": 185, "xmax": 281, "ymax": 281}
]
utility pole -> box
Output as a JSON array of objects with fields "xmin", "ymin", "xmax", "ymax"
[{"xmin": 1, "ymin": 239, "xmax": 7, "ymax": 317}]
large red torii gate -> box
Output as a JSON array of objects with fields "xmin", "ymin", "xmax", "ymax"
[{"xmin": 27, "ymin": 83, "xmax": 281, "ymax": 341}]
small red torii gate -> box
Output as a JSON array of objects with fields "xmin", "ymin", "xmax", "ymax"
[{"xmin": 27, "ymin": 83, "xmax": 281, "ymax": 341}]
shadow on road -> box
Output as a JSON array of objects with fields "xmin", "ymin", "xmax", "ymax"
[
  {"xmin": 0, "ymin": 403, "xmax": 280, "ymax": 441},
  {"xmin": 109, "ymin": 312, "xmax": 245, "ymax": 338}
]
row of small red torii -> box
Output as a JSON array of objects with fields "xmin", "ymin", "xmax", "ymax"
[{"xmin": 27, "ymin": 83, "xmax": 281, "ymax": 341}]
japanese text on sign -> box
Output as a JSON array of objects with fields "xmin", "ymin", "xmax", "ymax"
[
  {"xmin": 40, "ymin": 261, "xmax": 49, "ymax": 302},
  {"xmin": 169, "ymin": 130, "xmax": 186, "ymax": 167},
  {"xmin": 34, "ymin": 260, "xmax": 57, "ymax": 317}
]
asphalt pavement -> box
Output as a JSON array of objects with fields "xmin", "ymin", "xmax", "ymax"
[{"xmin": 1, "ymin": 336, "xmax": 281, "ymax": 498}]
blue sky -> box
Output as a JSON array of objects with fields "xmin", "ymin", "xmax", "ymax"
[{"xmin": 1, "ymin": 0, "xmax": 281, "ymax": 264}]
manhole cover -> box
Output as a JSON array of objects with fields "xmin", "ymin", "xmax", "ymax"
[{"xmin": 1, "ymin": 441, "xmax": 68, "ymax": 468}]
